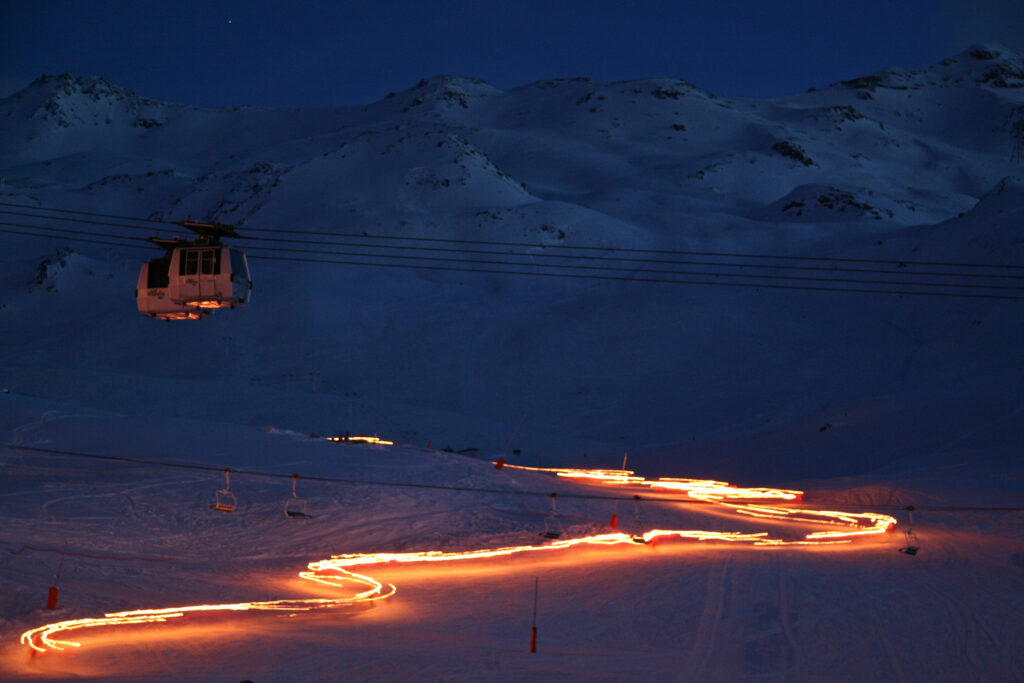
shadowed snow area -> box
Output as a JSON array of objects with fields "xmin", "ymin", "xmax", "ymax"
[{"xmin": 1, "ymin": 46, "xmax": 1023, "ymax": 680}]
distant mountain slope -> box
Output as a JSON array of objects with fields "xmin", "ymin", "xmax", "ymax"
[{"xmin": 1, "ymin": 46, "xmax": 1022, "ymax": 478}]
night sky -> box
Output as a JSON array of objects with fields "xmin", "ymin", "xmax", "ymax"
[{"xmin": 2, "ymin": 0, "xmax": 1023, "ymax": 107}]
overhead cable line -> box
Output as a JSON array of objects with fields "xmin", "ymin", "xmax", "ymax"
[
  {"xmin": 3, "ymin": 199, "xmax": 1022, "ymax": 272},
  {"xmin": 5, "ymin": 218, "xmax": 1023, "ymax": 298},
  {"xmin": 5, "ymin": 444, "xmax": 1022, "ymax": 514},
  {"xmin": 236, "ymin": 234, "xmax": 1024, "ymax": 281},
  {"xmin": 0, "ymin": 226, "xmax": 152, "ymax": 251},
  {"xmin": 247, "ymin": 253, "xmax": 1024, "ymax": 299},
  {"xmin": 0, "ymin": 219, "xmax": 154, "ymax": 244},
  {"xmin": 0, "ymin": 208, "xmax": 166, "ymax": 234},
  {"xmin": 0, "ymin": 201, "xmax": 166, "ymax": 226},
  {"xmin": 238, "ymin": 244, "xmax": 1024, "ymax": 292},
  {"xmin": 9, "ymin": 204, "xmax": 1023, "ymax": 283}
]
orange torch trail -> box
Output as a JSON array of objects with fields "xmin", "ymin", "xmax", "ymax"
[{"xmin": 20, "ymin": 465, "xmax": 895, "ymax": 654}]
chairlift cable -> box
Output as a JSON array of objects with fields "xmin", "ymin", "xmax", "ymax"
[{"xmin": 5, "ymin": 443, "xmax": 1024, "ymax": 513}]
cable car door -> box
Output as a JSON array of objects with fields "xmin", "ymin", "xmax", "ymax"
[{"xmin": 178, "ymin": 247, "xmax": 221, "ymax": 305}]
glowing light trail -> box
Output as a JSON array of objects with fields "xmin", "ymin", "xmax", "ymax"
[
  {"xmin": 20, "ymin": 465, "xmax": 896, "ymax": 654},
  {"xmin": 326, "ymin": 435, "xmax": 395, "ymax": 445},
  {"xmin": 21, "ymin": 579, "xmax": 395, "ymax": 653}
]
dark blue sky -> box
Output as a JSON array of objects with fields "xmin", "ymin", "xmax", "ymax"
[{"xmin": 2, "ymin": 0, "xmax": 1022, "ymax": 107}]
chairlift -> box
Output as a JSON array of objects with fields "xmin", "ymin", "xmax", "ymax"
[
  {"xmin": 541, "ymin": 493, "xmax": 564, "ymax": 539},
  {"xmin": 212, "ymin": 468, "xmax": 237, "ymax": 513},
  {"xmin": 284, "ymin": 474, "xmax": 312, "ymax": 520},
  {"xmin": 136, "ymin": 220, "xmax": 252, "ymax": 321},
  {"xmin": 899, "ymin": 506, "xmax": 920, "ymax": 556}
]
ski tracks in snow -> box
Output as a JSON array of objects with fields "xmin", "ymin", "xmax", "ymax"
[
  {"xmin": 917, "ymin": 561, "xmax": 1023, "ymax": 681},
  {"xmin": 38, "ymin": 476, "xmax": 198, "ymax": 521},
  {"xmin": 683, "ymin": 552, "xmax": 809, "ymax": 680},
  {"xmin": 7, "ymin": 410, "xmax": 90, "ymax": 448},
  {"xmin": 683, "ymin": 553, "xmax": 731, "ymax": 679},
  {"xmin": 775, "ymin": 554, "xmax": 805, "ymax": 672}
]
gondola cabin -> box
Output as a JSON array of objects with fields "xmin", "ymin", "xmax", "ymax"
[{"xmin": 135, "ymin": 221, "xmax": 252, "ymax": 320}]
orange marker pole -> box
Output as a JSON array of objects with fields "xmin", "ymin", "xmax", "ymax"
[
  {"xmin": 47, "ymin": 539, "xmax": 68, "ymax": 610},
  {"xmin": 530, "ymin": 576, "xmax": 538, "ymax": 653},
  {"xmin": 609, "ymin": 453, "xmax": 628, "ymax": 530}
]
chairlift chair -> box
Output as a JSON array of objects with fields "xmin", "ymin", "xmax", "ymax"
[
  {"xmin": 899, "ymin": 527, "xmax": 920, "ymax": 555},
  {"xmin": 541, "ymin": 493, "xmax": 563, "ymax": 539},
  {"xmin": 213, "ymin": 469, "xmax": 237, "ymax": 512},
  {"xmin": 898, "ymin": 507, "xmax": 920, "ymax": 555},
  {"xmin": 284, "ymin": 474, "xmax": 312, "ymax": 520}
]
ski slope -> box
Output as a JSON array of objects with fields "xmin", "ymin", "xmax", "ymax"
[{"xmin": 1, "ymin": 398, "xmax": 1021, "ymax": 681}]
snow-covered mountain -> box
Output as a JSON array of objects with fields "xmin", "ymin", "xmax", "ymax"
[
  {"xmin": 4, "ymin": 45, "xmax": 1023, "ymax": 477},
  {"xmin": 2, "ymin": 46, "xmax": 1023, "ymax": 682}
]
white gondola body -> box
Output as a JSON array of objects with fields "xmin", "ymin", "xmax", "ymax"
[{"xmin": 136, "ymin": 245, "xmax": 251, "ymax": 320}]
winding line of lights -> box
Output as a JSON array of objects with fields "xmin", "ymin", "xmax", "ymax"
[{"xmin": 20, "ymin": 465, "xmax": 896, "ymax": 654}]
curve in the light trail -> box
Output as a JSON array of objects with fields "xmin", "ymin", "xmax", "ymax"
[{"xmin": 20, "ymin": 465, "xmax": 896, "ymax": 653}]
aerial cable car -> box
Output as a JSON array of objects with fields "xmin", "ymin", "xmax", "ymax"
[
  {"xmin": 284, "ymin": 473, "xmax": 312, "ymax": 520},
  {"xmin": 135, "ymin": 220, "xmax": 252, "ymax": 321}
]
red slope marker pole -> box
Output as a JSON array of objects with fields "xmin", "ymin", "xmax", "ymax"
[
  {"xmin": 47, "ymin": 539, "xmax": 68, "ymax": 609},
  {"xmin": 610, "ymin": 452, "xmax": 628, "ymax": 528},
  {"xmin": 530, "ymin": 576, "xmax": 539, "ymax": 653}
]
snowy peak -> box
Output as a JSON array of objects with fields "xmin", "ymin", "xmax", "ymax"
[
  {"xmin": 399, "ymin": 75, "xmax": 503, "ymax": 113},
  {"xmin": 15, "ymin": 73, "xmax": 141, "ymax": 121},
  {"xmin": 508, "ymin": 76, "xmax": 710, "ymax": 114},
  {"xmin": 966, "ymin": 47, "xmax": 1024, "ymax": 89},
  {"xmin": 834, "ymin": 44, "xmax": 1024, "ymax": 92},
  {"xmin": 29, "ymin": 72, "xmax": 139, "ymax": 100},
  {"xmin": 0, "ymin": 72, "xmax": 176, "ymax": 134}
]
